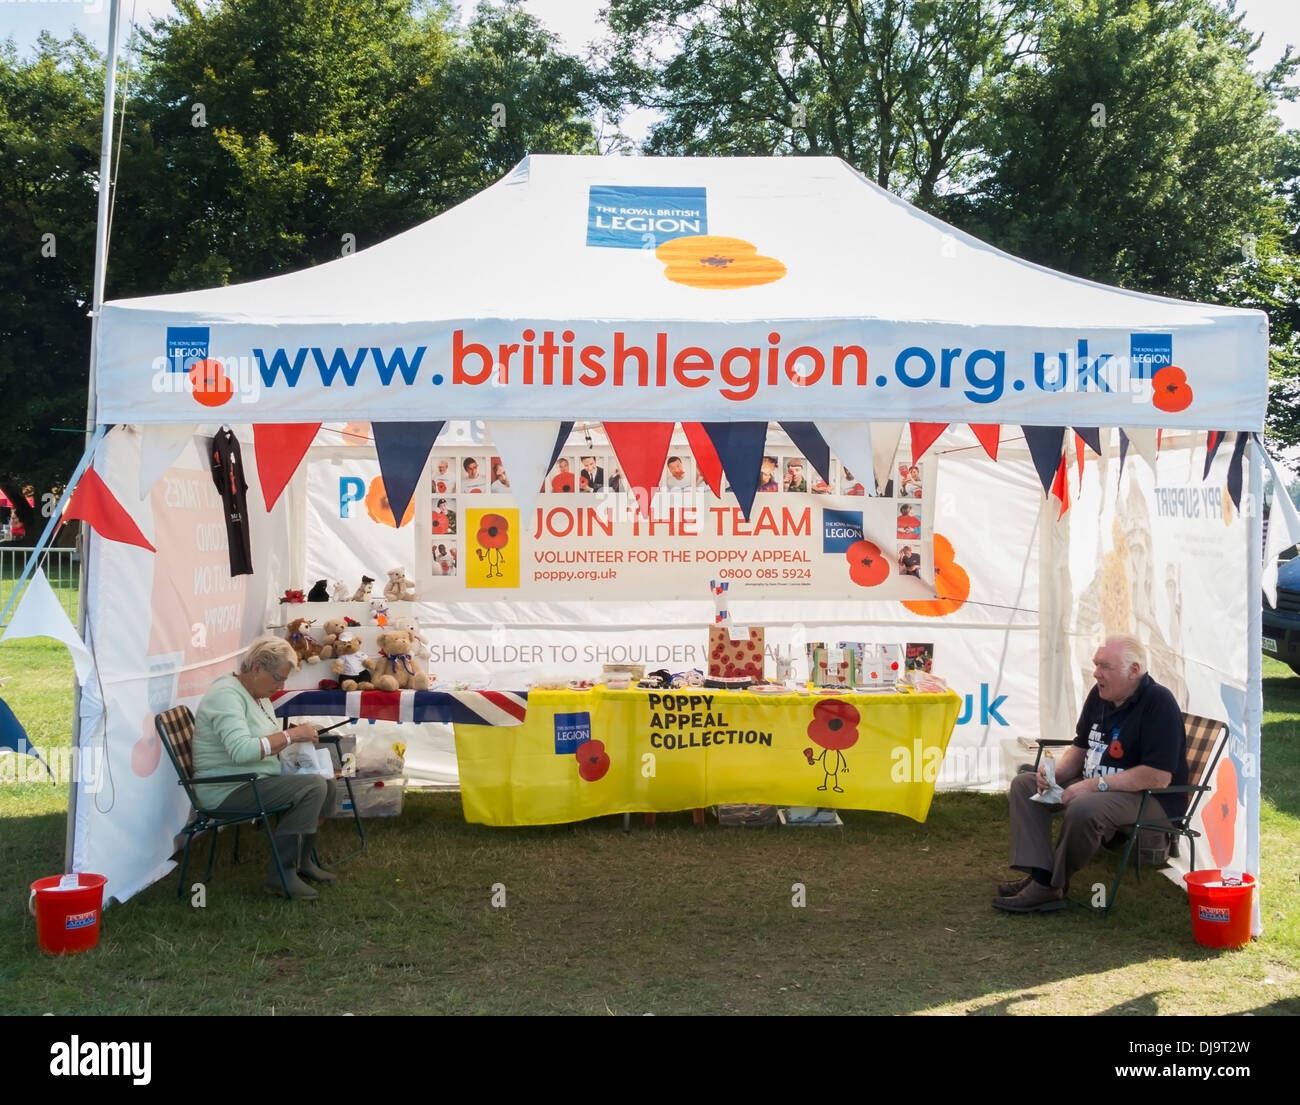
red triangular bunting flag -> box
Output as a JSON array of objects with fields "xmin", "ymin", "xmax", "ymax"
[
  {"xmin": 969, "ymin": 424, "xmax": 999, "ymax": 462},
  {"xmin": 63, "ymin": 467, "xmax": 155, "ymax": 552},
  {"xmin": 1203, "ymin": 431, "xmax": 1224, "ymax": 480},
  {"xmin": 682, "ymin": 422, "xmax": 724, "ymax": 497},
  {"xmin": 1051, "ymin": 455, "xmax": 1070, "ymax": 519},
  {"xmin": 1074, "ymin": 432, "xmax": 1086, "ymax": 484},
  {"xmin": 910, "ymin": 423, "xmax": 948, "ymax": 466},
  {"xmin": 254, "ymin": 423, "xmax": 321, "ymax": 511},
  {"xmin": 1157, "ymin": 429, "xmax": 1163, "ymax": 453},
  {"xmin": 603, "ymin": 422, "xmax": 675, "ymax": 518}
]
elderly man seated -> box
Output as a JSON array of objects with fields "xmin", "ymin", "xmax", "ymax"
[{"xmin": 994, "ymin": 635, "xmax": 1188, "ymax": 913}]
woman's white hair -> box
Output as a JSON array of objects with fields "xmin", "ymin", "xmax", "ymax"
[
  {"xmin": 1107, "ymin": 634, "xmax": 1147, "ymax": 674},
  {"xmin": 238, "ymin": 635, "xmax": 298, "ymax": 675}
]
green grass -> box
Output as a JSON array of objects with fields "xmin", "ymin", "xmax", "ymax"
[{"xmin": 2, "ymin": 646, "xmax": 1298, "ymax": 1015}]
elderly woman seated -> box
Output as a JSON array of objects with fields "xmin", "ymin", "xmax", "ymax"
[{"xmin": 192, "ymin": 635, "xmax": 338, "ymax": 900}]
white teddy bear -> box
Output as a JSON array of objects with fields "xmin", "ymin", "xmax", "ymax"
[{"xmin": 384, "ymin": 567, "xmax": 418, "ymax": 602}]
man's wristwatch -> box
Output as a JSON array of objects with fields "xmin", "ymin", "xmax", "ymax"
[{"xmin": 1097, "ymin": 778, "xmax": 1109, "ymax": 792}]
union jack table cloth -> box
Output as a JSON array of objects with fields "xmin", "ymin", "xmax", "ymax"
[{"xmin": 270, "ymin": 688, "xmax": 529, "ymax": 727}]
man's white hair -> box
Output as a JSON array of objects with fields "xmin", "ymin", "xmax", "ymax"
[{"xmin": 1106, "ymin": 634, "xmax": 1147, "ymax": 674}]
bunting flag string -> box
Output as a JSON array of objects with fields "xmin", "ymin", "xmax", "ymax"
[
  {"xmin": 64, "ymin": 467, "xmax": 155, "ymax": 552},
  {"xmin": 1021, "ymin": 425, "xmax": 1066, "ymax": 497},
  {"xmin": 778, "ymin": 422, "xmax": 833, "ymax": 487},
  {"xmin": 682, "ymin": 423, "xmax": 724, "ymax": 497},
  {"xmin": 969, "ymin": 424, "xmax": 1000, "ymax": 462},
  {"xmin": 603, "ymin": 422, "xmax": 675, "ymax": 518},
  {"xmin": 909, "ymin": 423, "xmax": 948, "ymax": 466},
  {"xmin": 253, "ymin": 423, "xmax": 321, "ymax": 511},
  {"xmin": 371, "ymin": 422, "xmax": 446, "ymax": 527},
  {"xmin": 699, "ymin": 422, "xmax": 770, "ymax": 521}
]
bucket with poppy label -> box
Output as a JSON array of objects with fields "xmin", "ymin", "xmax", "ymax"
[
  {"xmin": 1184, "ymin": 869, "xmax": 1254, "ymax": 949},
  {"xmin": 29, "ymin": 873, "xmax": 108, "ymax": 955}
]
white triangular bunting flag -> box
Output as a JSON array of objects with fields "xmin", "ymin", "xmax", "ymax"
[
  {"xmin": 1263, "ymin": 448, "xmax": 1300, "ymax": 606},
  {"xmin": 138, "ymin": 424, "xmax": 199, "ymax": 499},
  {"xmin": 484, "ymin": 420, "xmax": 565, "ymax": 523},
  {"xmin": 871, "ymin": 422, "xmax": 904, "ymax": 495},
  {"xmin": 1123, "ymin": 428, "xmax": 1159, "ymax": 470},
  {"xmin": 1, "ymin": 568, "xmax": 94, "ymax": 685},
  {"xmin": 818, "ymin": 422, "xmax": 875, "ymax": 497}
]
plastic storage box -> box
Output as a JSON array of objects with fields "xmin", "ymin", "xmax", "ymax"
[{"xmin": 329, "ymin": 775, "xmax": 406, "ymax": 819}]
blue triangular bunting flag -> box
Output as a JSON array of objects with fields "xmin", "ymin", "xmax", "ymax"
[
  {"xmin": 547, "ymin": 422, "xmax": 575, "ymax": 474},
  {"xmin": 778, "ymin": 422, "xmax": 832, "ymax": 487},
  {"xmin": 1203, "ymin": 431, "xmax": 1225, "ymax": 480},
  {"xmin": 1073, "ymin": 427, "xmax": 1102, "ymax": 456},
  {"xmin": 371, "ymin": 422, "xmax": 446, "ymax": 525},
  {"xmin": 700, "ymin": 422, "xmax": 770, "ymax": 521},
  {"xmin": 0, "ymin": 698, "xmax": 53, "ymax": 780},
  {"xmin": 1021, "ymin": 426, "xmax": 1066, "ymax": 497},
  {"xmin": 1226, "ymin": 431, "xmax": 1248, "ymax": 511}
]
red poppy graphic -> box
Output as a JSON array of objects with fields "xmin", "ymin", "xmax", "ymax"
[
  {"xmin": 807, "ymin": 699, "xmax": 861, "ymax": 751},
  {"xmin": 575, "ymin": 739, "xmax": 611, "ymax": 782},
  {"xmin": 1152, "ymin": 365, "xmax": 1193, "ymax": 413},
  {"xmin": 1204, "ymin": 758, "xmax": 1238, "ymax": 869},
  {"xmin": 431, "ymin": 512, "xmax": 450, "ymax": 535},
  {"xmin": 475, "ymin": 514, "xmax": 510, "ymax": 550},
  {"xmin": 901, "ymin": 534, "xmax": 971, "ymax": 617},
  {"xmin": 845, "ymin": 540, "xmax": 890, "ymax": 588},
  {"xmin": 551, "ymin": 473, "xmax": 575, "ymax": 493},
  {"xmin": 189, "ymin": 359, "xmax": 234, "ymax": 408},
  {"xmin": 1108, "ymin": 739, "xmax": 1124, "ymax": 759}
]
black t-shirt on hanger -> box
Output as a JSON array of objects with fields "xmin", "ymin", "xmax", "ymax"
[{"xmin": 209, "ymin": 429, "xmax": 253, "ymax": 577}]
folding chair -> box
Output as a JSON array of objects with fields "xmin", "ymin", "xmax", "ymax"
[
  {"xmin": 154, "ymin": 706, "xmax": 296, "ymax": 900},
  {"xmin": 1028, "ymin": 712, "xmax": 1228, "ymax": 914}
]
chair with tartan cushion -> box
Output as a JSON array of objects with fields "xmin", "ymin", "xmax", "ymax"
[{"xmin": 155, "ymin": 705, "xmax": 296, "ymax": 900}]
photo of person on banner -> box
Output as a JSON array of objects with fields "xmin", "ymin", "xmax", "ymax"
[
  {"xmin": 663, "ymin": 455, "xmax": 692, "ymax": 490},
  {"xmin": 433, "ymin": 457, "xmax": 456, "ymax": 494},
  {"xmin": 550, "ymin": 457, "xmax": 575, "ymax": 493},
  {"xmin": 579, "ymin": 455, "xmax": 605, "ymax": 493},
  {"xmin": 897, "ymin": 504, "xmax": 920, "ymax": 538},
  {"xmin": 898, "ymin": 546, "xmax": 921, "ymax": 576},
  {"xmin": 758, "ymin": 456, "xmax": 779, "ymax": 492},
  {"xmin": 462, "ymin": 456, "xmax": 487, "ymax": 493},
  {"xmin": 902, "ymin": 465, "xmax": 923, "ymax": 498},
  {"xmin": 842, "ymin": 466, "xmax": 865, "ymax": 496},
  {"xmin": 784, "ymin": 458, "xmax": 808, "ymax": 493},
  {"xmin": 490, "ymin": 458, "xmax": 510, "ymax": 493}
]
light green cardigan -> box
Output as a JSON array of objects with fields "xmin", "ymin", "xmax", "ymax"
[{"xmin": 191, "ymin": 673, "xmax": 281, "ymax": 807}]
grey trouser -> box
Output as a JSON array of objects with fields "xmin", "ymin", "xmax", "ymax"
[
  {"xmin": 1007, "ymin": 772, "xmax": 1170, "ymax": 889},
  {"xmin": 215, "ymin": 774, "xmax": 336, "ymax": 836}
]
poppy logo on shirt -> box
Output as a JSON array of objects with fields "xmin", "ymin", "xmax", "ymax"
[{"xmin": 1108, "ymin": 739, "xmax": 1123, "ymax": 759}]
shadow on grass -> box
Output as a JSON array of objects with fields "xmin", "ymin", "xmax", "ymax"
[{"xmin": 3, "ymin": 791, "xmax": 1290, "ymax": 1016}]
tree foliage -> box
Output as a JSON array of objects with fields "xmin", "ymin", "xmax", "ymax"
[{"xmin": 0, "ymin": 0, "xmax": 599, "ymax": 535}]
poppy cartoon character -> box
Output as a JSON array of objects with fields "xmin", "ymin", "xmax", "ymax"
[{"xmin": 804, "ymin": 700, "xmax": 860, "ymax": 793}]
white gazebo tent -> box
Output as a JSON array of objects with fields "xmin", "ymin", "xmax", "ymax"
[{"xmin": 58, "ymin": 156, "xmax": 1270, "ymax": 919}]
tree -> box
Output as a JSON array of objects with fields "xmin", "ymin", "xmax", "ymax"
[
  {"xmin": 0, "ymin": 34, "xmax": 104, "ymax": 542},
  {"xmin": 602, "ymin": 0, "xmax": 1043, "ymax": 207},
  {"xmin": 950, "ymin": 0, "xmax": 1295, "ymax": 302}
]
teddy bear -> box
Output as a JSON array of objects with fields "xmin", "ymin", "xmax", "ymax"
[
  {"xmin": 328, "ymin": 634, "xmax": 374, "ymax": 691},
  {"xmin": 307, "ymin": 580, "xmax": 330, "ymax": 602},
  {"xmin": 384, "ymin": 567, "xmax": 418, "ymax": 602},
  {"xmin": 316, "ymin": 618, "xmax": 349, "ymax": 659},
  {"xmin": 392, "ymin": 616, "xmax": 429, "ymax": 660},
  {"xmin": 370, "ymin": 597, "xmax": 390, "ymax": 627},
  {"xmin": 365, "ymin": 629, "xmax": 430, "ymax": 691},
  {"xmin": 285, "ymin": 618, "xmax": 322, "ymax": 666},
  {"xmin": 350, "ymin": 575, "xmax": 375, "ymax": 602}
]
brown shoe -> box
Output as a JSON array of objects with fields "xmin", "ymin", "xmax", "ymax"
[
  {"xmin": 997, "ymin": 874, "xmax": 1032, "ymax": 897},
  {"xmin": 992, "ymin": 879, "xmax": 1065, "ymax": 913}
]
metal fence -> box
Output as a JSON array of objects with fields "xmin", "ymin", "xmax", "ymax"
[{"xmin": 0, "ymin": 546, "xmax": 80, "ymax": 627}]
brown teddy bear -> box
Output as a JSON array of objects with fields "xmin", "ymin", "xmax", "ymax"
[
  {"xmin": 285, "ymin": 618, "xmax": 322, "ymax": 666},
  {"xmin": 316, "ymin": 618, "xmax": 349, "ymax": 659},
  {"xmin": 365, "ymin": 629, "xmax": 431, "ymax": 691},
  {"xmin": 329, "ymin": 634, "xmax": 374, "ymax": 691},
  {"xmin": 384, "ymin": 567, "xmax": 418, "ymax": 602}
]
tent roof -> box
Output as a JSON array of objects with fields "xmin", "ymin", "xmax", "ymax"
[{"xmin": 98, "ymin": 155, "xmax": 1268, "ymax": 429}]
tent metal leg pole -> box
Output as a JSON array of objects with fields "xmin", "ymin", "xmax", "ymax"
[{"xmin": 1245, "ymin": 434, "xmax": 1264, "ymax": 934}]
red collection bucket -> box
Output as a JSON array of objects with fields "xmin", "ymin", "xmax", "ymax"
[
  {"xmin": 28, "ymin": 873, "xmax": 108, "ymax": 955},
  {"xmin": 1184, "ymin": 869, "xmax": 1255, "ymax": 949}
]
